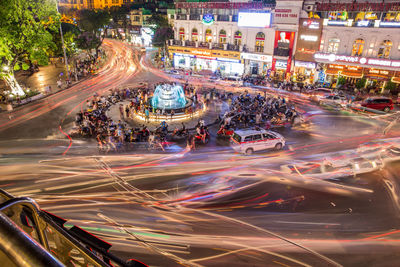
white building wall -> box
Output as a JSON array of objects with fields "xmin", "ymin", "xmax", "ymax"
[
  {"xmin": 321, "ymin": 26, "xmax": 400, "ymax": 60},
  {"xmin": 173, "ymin": 20, "xmax": 276, "ymax": 55}
]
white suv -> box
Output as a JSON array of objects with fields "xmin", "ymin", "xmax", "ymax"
[{"xmin": 230, "ymin": 129, "xmax": 285, "ymax": 155}]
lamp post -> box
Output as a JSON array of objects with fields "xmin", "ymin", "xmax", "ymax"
[{"xmin": 55, "ymin": 0, "xmax": 70, "ymax": 80}]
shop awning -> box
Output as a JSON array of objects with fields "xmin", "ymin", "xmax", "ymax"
[
  {"xmin": 392, "ymin": 77, "xmax": 400, "ymax": 84},
  {"xmin": 325, "ymin": 68, "xmax": 340, "ymax": 75},
  {"xmin": 366, "ymin": 74, "xmax": 390, "ymax": 80},
  {"xmin": 341, "ymin": 70, "xmax": 363, "ymax": 78}
]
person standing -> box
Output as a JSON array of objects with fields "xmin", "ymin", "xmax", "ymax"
[
  {"xmin": 119, "ymin": 104, "xmax": 124, "ymax": 120},
  {"xmin": 145, "ymin": 108, "xmax": 150, "ymax": 123}
]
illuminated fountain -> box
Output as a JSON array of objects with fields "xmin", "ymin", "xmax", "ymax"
[
  {"xmin": 151, "ymin": 83, "xmax": 187, "ymax": 110},
  {"xmin": 132, "ymin": 83, "xmax": 207, "ymax": 123}
]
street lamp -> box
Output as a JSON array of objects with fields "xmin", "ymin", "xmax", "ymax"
[{"xmin": 55, "ymin": 0, "xmax": 70, "ymax": 80}]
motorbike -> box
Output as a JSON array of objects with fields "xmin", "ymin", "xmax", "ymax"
[
  {"xmin": 217, "ymin": 125, "xmax": 234, "ymax": 138},
  {"xmin": 194, "ymin": 127, "xmax": 210, "ymax": 144}
]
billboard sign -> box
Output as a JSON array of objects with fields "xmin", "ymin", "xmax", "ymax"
[{"xmin": 238, "ymin": 12, "xmax": 271, "ymax": 28}]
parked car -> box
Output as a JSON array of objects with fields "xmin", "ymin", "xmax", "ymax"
[
  {"xmin": 230, "ymin": 128, "xmax": 285, "ymax": 155},
  {"xmin": 361, "ymin": 97, "xmax": 393, "ymax": 112}
]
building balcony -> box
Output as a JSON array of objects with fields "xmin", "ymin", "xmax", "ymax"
[
  {"xmin": 168, "ymin": 39, "xmax": 242, "ymax": 52},
  {"xmin": 189, "ymin": 14, "xmax": 200, "ymax": 21},
  {"xmin": 176, "ymin": 14, "xmax": 187, "ymax": 20},
  {"xmin": 217, "ymin": 15, "xmax": 230, "ymax": 22}
]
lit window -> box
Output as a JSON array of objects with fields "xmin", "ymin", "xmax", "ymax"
[
  {"xmin": 234, "ymin": 31, "xmax": 242, "ymax": 46},
  {"xmin": 377, "ymin": 40, "xmax": 392, "ymax": 58},
  {"xmin": 179, "ymin": 27, "xmax": 185, "ymax": 41},
  {"xmin": 255, "ymin": 32, "xmax": 265, "ymax": 52},
  {"xmin": 219, "ymin": 29, "xmax": 227, "ymax": 44},
  {"xmin": 191, "ymin": 28, "xmax": 198, "ymax": 42},
  {"xmin": 327, "ymin": 38, "xmax": 340, "ymax": 54},
  {"xmin": 351, "ymin": 38, "xmax": 365, "ymax": 56}
]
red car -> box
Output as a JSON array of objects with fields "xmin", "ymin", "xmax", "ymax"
[{"xmin": 361, "ymin": 97, "xmax": 393, "ymax": 112}]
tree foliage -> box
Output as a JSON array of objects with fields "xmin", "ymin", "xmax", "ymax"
[
  {"xmin": 355, "ymin": 77, "xmax": 367, "ymax": 89},
  {"xmin": 385, "ymin": 80, "xmax": 397, "ymax": 93},
  {"xmin": 0, "ymin": 0, "xmax": 59, "ymax": 69},
  {"xmin": 76, "ymin": 9, "xmax": 111, "ymax": 56},
  {"xmin": 0, "ymin": 0, "xmax": 59, "ymax": 95},
  {"xmin": 146, "ymin": 14, "xmax": 172, "ymax": 47}
]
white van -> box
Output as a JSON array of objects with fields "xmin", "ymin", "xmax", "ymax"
[{"xmin": 230, "ymin": 129, "xmax": 285, "ymax": 155}]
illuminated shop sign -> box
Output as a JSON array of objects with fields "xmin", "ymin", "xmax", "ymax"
[
  {"xmin": 176, "ymin": 2, "xmax": 265, "ymax": 9},
  {"xmin": 217, "ymin": 58, "xmax": 241, "ymax": 63},
  {"xmin": 314, "ymin": 52, "xmax": 400, "ymax": 69},
  {"xmin": 274, "ymin": 8, "xmax": 299, "ymax": 25},
  {"xmin": 378, "ymin": 21, "xmax": 400, "ymax": 27},
  {"xmin": 295, "ymin": 61, "xmax": 316, "ymax": 69},
  {"xmin": 174, "ymin": 53, "xmax": 195, "ymax": 58},
  {"xmin": 238, "ymin": 12, "xmax": 271, "ymax": 28},
  {"xmin": 369, "ymin": 69, "xmax": 390, "ymax": 75},
  {"xmin": 192, "ymin": 49, "xmax": 212, "ymax": 56},
  {"xmin": 326, "ymin": 20, "xmax": 348, "ymax": 26},
  {"xmin": 356, "ymin": 20, "xmax": 371, "ymax": 27},
  {"xmin": 300, "ymin": 35, "xmax": 318, "ymax": 42},
  {"xmin": 302, "ymin": 20, "xmax": 320, "ymax": 29},
  {"xmin": 241, "ymin": 53, "xmax": 273, "ymax": 62},
  {"xmin": 316, "ymin": 2, "xmax": 400, "ymax": 12},
  {"xmin": 276, "ymin": 60, "xmax": 288, "ymax": 69}
]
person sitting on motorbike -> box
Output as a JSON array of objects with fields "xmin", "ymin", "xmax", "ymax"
[
  {"xmin": 160, "ymin": 121, "xmax": 168, "ymax": 133},
  {"xmin": 199, "ymin": 126, "xmax": 208, "ymax": 143},
  {"xmin": 174, "ymin": 122, "xmax": 186, "ymax": 136}
]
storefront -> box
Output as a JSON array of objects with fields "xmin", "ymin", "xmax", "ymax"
[
  {"xmin": 364, "ymin": 68, "xmax": 395, "ymax": 88},
  {"xmin": 293, "ymin": 61, "xmax": 316, "ymax": 83},
  {"xmin": 314, "ymin": 52, "xmax": 400, "ymax": 88},
  {"xmin": 240, "ymin": 53, "xmax": 273, "ymax": 76},
  {"xmin": 294, "ymin": 18, "xmax": 323, "ymax": 83},
  {"xmin": 272, "ymin": 31, "xmax": 296, "ymax": 81},
  {"xmin": 169, "ymin": 46, "xmax": 244, "ymax": 76}
]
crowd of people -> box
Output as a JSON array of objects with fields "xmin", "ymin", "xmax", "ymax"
[{"xmin": 219, "ymin": 90, "xmax": 301, "ymax": 133}]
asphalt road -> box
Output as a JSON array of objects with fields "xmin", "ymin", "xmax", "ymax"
[{"xmin": 1, "ymin": 40, "xmax": 400, "ymax": 267}]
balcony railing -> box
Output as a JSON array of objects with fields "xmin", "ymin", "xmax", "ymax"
[
  {"xmin": 255, "ymin": 46, "xmax": 265, "ymax": 53},
  {"xmin": 217, "ymin": 15, "xmax": 230, "ymax": 22},
  {"xmin": 189, "ymin": 14, "xmax": 200, "ymax": 21},
  {"xmin": 172, "ymin": 39, "xmax": 183, "ymax": 46},
  {"xmin": 227, "ymin": 43, "xmax": 240, "ymax": 51},
  {"xmin": 176, "ymin": 14, "xmax": 187, "ymax": 20}
]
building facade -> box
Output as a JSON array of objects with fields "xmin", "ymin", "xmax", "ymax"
[
  {"xmin": 304, "ymin": 0, "xmax": 400, "ymax": 89},
  {"xmin": 168, "ymin": 0, "xmax": 306, "ymax": 80},
  {"xmin": 59, "ymin": 0, "xmax": 134, "ymax": 10}
]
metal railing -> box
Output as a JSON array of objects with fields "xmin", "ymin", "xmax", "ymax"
[{"xmin": 0, "ymin": 189, "xmax": 144, "ymax": 267}]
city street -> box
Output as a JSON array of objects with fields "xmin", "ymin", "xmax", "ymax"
[{"xmin": 1, "ymin": 40, "xmax": 400, "ymax": 267}]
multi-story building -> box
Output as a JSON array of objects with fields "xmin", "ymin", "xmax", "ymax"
[
  {"xmin": 303, "ymin": 0, "xmax": 400, "ymax": 89},
  {"xmin": 168, "ymin": 0, "xmax": 307, "ymax": 80},
  {"xmin": 130, "ymin": 8, "xmax": 153, "ymax": 27},
  {"xmin": 59, "ymin": 0, "xmax": 134, "ymax": 10}
]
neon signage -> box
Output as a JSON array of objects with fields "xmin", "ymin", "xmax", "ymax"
[
  {"xmin": 314, "ymin": 52, "xmax": 400, "ymax": 69},
  {"xmin": 300, "ymin": 35, "xmax": 318, "ymax": 41},
  {"xmin": 202, "ymin": 14, "xmax": 215, "ymax": 26}
]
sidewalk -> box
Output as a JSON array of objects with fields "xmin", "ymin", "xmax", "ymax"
[{"xmin": 0, "ymin": 64, "xmax": 68, "ymax": 96}]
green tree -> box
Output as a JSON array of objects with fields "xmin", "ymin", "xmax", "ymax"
[
  {"xmin": 146, "ymin": 14, "xmax": 173, "ymax": 48},
  {"xmin": 385, "ymin": 80, "xmax": 397, "ymax": 94},
  {"xmin": 77, "ymin": 9, "xmax": 111, "ymax": 59},
  {"xmin": 0, "ymin": 0, "xmax": 59, "ymax": 96},
  {"xmin": 336, "ymin": 76, "xmax": 346, "ymax": 87},
  {"xmin": 355, "ymin": 77, "xmax": 367, "ymax": 89}
]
